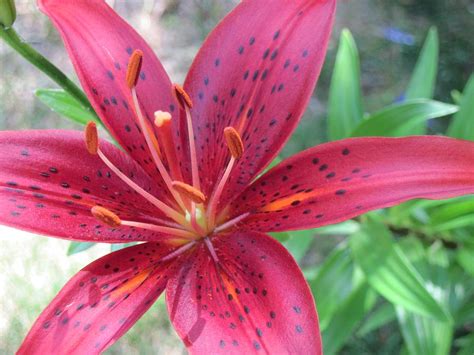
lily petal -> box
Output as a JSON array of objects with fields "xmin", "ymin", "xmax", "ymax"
[
  {"xmin": 38, "ymin": 0, "xmax": 184, "ymax": 186},
  {"xmin": 230, "ymin": 136, "xmax": 474, "ymax": 232},
  {"xmin": 18, "ymin": 242, "xmax": 181, "ymax": 354},
  {"xmin": 184, "ymin": 0, "xmax": 336, "ymax": 207},
  {"xmin": 166, "ymin": 232, "xmax": 320, "ymax": 353},
  {"xmin": 0, "ymin": 130, "xmax": 177, "ymax": 242}
]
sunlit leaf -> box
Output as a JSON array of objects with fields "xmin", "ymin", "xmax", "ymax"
[
  {"xmin": 397, "ymin": 307, "xmax": 453, "ymax": 355},
  {"xmin": 110, "ymin": 243, "xmax": 136, "ymax": 252},
  {"xmin": 310, "ymin": 244, "xmax": 354, "ymax": 329},
  {"xmin": 447, "ymin": 75, "xmax": 474, "ymax": 140},
  {"xmin": 357, "ymin": 303, "xmax": 397, "ymax": 337},
  {"xmin": 36, "ymin": 88, "xmax": 98, "ymax": 125},
  {"xmin": 328, "ymin": 29, "xmax": 364, "ymax": 140},
  {"xmin": 406, "ymin": 27, "xmax": 439, "ymax": 100},
  {"xmin": 322, "ymin": 279, "xmax": 376, "ymax": 355},
  {"xmin": 350, "ymin": 216, "xmax": 451, "ymax": 322},
  {"xmin": 351, "ymin": 99, "xmax": 458, "ymax": 137},
  {"xmin": 67, "ymin": 241, "xmax": 95, "ymax": 255}
]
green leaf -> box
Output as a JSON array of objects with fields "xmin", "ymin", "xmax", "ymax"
[
  {"xmin": 357, "ymin": 303, "xmax": 397, "ymax": 337},
  {"xmin": 322, "ymin": 279, "xmax": 377, "ymax": 355},
  {"xmin": 270, "ymin": 232, "xmax": 290, "ymax": 243},
  {"xmin": 110, "ymin": 243, "xmax": 136, "ymax": 252},
  {"xmin": 351, "ymin": 99, "xmax": 458, "ymax": 137},
  {"xmin": 457, "ymin": 245, "xmax": 474, "ymax": 276},
  {"xmin": 350, "ymin": 216, "xmax": 451, "ymax": 322},
  {"xmin": 456, "ymin": 333, "xmax": 474, "ymax": 355},
  {"xmin": 282, "ymin": 229, "xmax": 315, "ymax": 262},
  {"xmin": 447, "ymin": 74, "xmax": 474, "ymax": 140},
  {"xmin": 313, "ymin": 220, "xmax": 360, "ymax": 235},
  {"xmin": 67, "ymin": 241, "xmax": 95, "ymax": 255},
  {"xmin": 309, "ymin": 244, "xmax": 354, "ymax": 329},
  {"xmin": 36, "ymin": 88, "xmax": 99, "ymax": 126},
  {"xmin": 397, "ymin": 307, "xmax": 453, "ymax": 355},
  {"xmin": 328, "ymin": 29, "xmax": 364, "ymax": 140},
  {"xmin": 406, "ymin": 27, "xmax": 439, "ymax": 101}
]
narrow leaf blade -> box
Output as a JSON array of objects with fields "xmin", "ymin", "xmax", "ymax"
[{"xmin": 447, "ymin": 74, "xmax": 474, "ymax": 140}]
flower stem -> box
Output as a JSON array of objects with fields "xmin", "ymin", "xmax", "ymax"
[{"xmin": 0, "ymin": 25, "xmax": 97, "ymax": 119}]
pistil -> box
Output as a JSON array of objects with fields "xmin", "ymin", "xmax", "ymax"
[{"xmin": 127, "ymin": 50, "xmax": 186, "ymax": 211}]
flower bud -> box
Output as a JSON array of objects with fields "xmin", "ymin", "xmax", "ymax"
[{"xmin": 0, "ymin": 0, "xmax": 17, "ymax": 28}]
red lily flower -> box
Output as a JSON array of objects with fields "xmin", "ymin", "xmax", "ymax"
[{"xmin": 1, "ymin": 0, "xmax": 474, "ymax": 353}]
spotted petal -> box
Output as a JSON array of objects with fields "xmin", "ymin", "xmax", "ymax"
[
  {"xmin": 166, "ymin": 231, "xmax": 321, "ymax": 353},
  {"xmin": 184, "ymin": 0, "xmax": 336, "ymax": 207},
  {"xmin": 38, "ymin": 0, "xmax": 184, "ymax": 189},
  {"xmin": 0, "ymin": 130, "xmax": 178, "ymax": 242},
  {"xmin": 18, "ymin": 242, "xmax": 181, "ymax": 354},
  {"xmin": 229, "ymin": 136, "xmax": 474, "ymax": 232}
]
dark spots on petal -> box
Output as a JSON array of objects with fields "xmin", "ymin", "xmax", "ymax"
[
  {"xmin": 263, "ymin": 48, "xmax": 270, "ymax": 60},
  {"xmin": 316, "ymin": 214, "xmax": 324, "ymax": 219},
  {"xmin": 284, "ymin": 59, "xmax": 291, "ymax": 69},
  {"xmin": 319, "ymin": 164, "xmax": 328, "ymax": 171},
  {"xmin": 312, "ymin": 158, "xmax": 320, "ymax": 165},
  {"xmin": 238, "ymin": 46, "xmax": 244, "ymax": 54},
  {"xmin": 219, "ymin": 340, "xmax": 225, "ymax": 348},
  {"xmin": 204, "ymin": 77, "xmax": 209, "ymax": 86},
  {"xmin": 303, "ymin": 209, "xmax": 311, "ymax": 215},
  {"xmin": 213, "ymin": 95, "xmax": 218, "ymax": 103},
  {"xmin": 291, "ymin": 200, "xmax": 301, "ymax": 207},
  {"xmin": 256, "ymin": 328, "xmax": 263, "ymax": 337},
  {"xmin": 114, "ymin": 62, "xmax": 121, "ymax": 70},
  {"xmin": 352, "ymin": 168, "xmax": 361, "ymax": 174},
  {"xmin": 49, "ymin": 167, "xmax": 58, "ymax": 174},
  {"xmin": 106, "ymin": 70, "xmax": 114, "ymax": 80},
  {"xmin": 342, "ymin": 148, "xmax": 350, "ymax": 156},
  {"xmin": 91, "ymin": 277, "xmax": 97, "ymax": 283},
  {"xmin": 336, "ymin": 189, "xmax": 346, "ymax": 196},
  {"xmin": 43, "ymin": 321, "xmax": 51, "ymax": 329},
  {"xmin": 71, "ymin": 194, "xmax": 82, "ymax": 200},
  {"xmin": 254, "ymin": 341, "xmax": 261, "ymax": 350},
  {"xmin": 61, "ymin": 318, "xmax": 69, "ymax": 325},
  {"xmin": 126, "ymin": 47, "xmax": 133, "ymax": 55},
  {"xmin": 277, "ymin": 83, "xmax": 284, "ymax": 92},
  {"xmin": 293, "ymin": 64, "xmax": 300, "ymax": 72},
  {"xmin": 252, "ymin": 70, "xmax": 260, "ymax": 81},
  {"xmin": 296, "ymin": 325, "xmax": 303, "ymax": 333},
  {"xmin": 270, "ymin": 49, "xmax": 278, "ymax": 61},
  {"xmin": 40, "ymin": 172, "xmax": 50, "ymax": 178},
  {"xmin": 232, "ymin": 340, "xmax": 239, "ymax": 347},
  {"xmin": 270, "ymin": 311, "xmax": 276, "ymax": 319},
  {"xmin": 139, "ymin": 72, "xmax": 146, "ymax": 80},
  {"xmin": 302, "ymin": 49, "xmax": 309, "ymax": 58},
  {"xmin": 269, "ymin": 119, "xmax": 277, "ymax": 127},
  {"xmin": 215, "ymin": 58, "xmax": 220, "ymax": 67},
  {"xmin": 61, "ymin": 182, "xmax": 70, "ymax": 188},
  {"xmin": 293, "ymin": 306, "xmax": 301, "ymax": 314},
  {"xmin": 326, "ymin": 172, "xmax": 336, "ymax": 179},
  {"xmin": 249, "ymin": 36, "xmax": 255, "ymax": 45},
  {"xmin": 243, "ymin": 70, "xmax": 249, "ymax": 80},
  {"xmin": 244, "ymin": 305, "xmax": 250, "ymax": 314},
  {"xmin": 100, "ymin": 325, "xmax": 107, "ymax": 332},
  {"xmin": 83, "ymin": 323, "xmax": 91, "ymax": 331},
  {"xmin": 230, "ymin": 88, "xmax": 236, "ymax": 97}
]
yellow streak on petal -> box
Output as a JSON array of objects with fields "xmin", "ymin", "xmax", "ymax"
[
  {"xmin": 112, "ymin": 269, "xmax": 151, "ymax": 298},
  {"xmin": 260, "ymin": 192, "xmax": 315, "ymax": 212}
]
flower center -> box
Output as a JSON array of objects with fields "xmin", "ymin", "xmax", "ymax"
[{"xmin": 86, "ymin": 50, "xmax": 249, "ymax": 242}]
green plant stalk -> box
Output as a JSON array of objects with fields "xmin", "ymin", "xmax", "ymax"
[{"xmin": 0, "ymin": 25, "xmax": 97, "ymax": 118}]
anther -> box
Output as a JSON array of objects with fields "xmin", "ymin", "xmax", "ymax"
[
  {"xmin": 126, "ymin": 50, "xmax": 143, "ymax": 89},
  {"xmin": 91, "ymin": 206, "xmax": 121, "ymax": 227},
  {"xmin": 224, "ymin": 127, "xmax": 244, "ymax": 159},
  {"xmin": 85, "ymin": 121, "xmax": 99, "ymax": 155},
  {"xmin": 172, "ymin": 181, "xmax": 206, "ymax": 204},
  {"xmin": 173, "ymin": 83, "xmax": 193, "ymax": 109},
  {"xmin": 154, "ymin": 110, "xmax": 172, "ymax": 128}
]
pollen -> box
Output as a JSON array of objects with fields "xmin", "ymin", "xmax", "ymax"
[
  {"xmin": 126, "ymin": 49, "xmax": 143, "ymax": 89},
  {"xmin": 91, "ymin": 206, "xmax": 121, "ymax": 227},
  {"xmin": 172, "ymin": 181, "xmax": 206, "ymax": 204},
  {"xmin": 85, "ymin": 121, "xmax": 99, "ymax": 155},
  {"xmin": 224, "ymin": 127, "xmax": 244, "ymax": 159},
  {"xmin": 173, "ymin": 83, "xmax": 193, "ymax": 108},
  {"xmin": 154, "ymin": 110, "xmax": 172, "ymax": 127}
]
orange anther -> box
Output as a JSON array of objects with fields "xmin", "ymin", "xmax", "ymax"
[
  {"xmin": 172, "ymin": 181, "xmax": 206, "ymax": 204},
  {"xmin": 91, "ymin": 206, "xmax": 121, "ymax": 227},
  {"xmin": 85, "ymin": 121, "xmax": 99, "ymax": 155},
  {"xmin": 126, "ymin": 50, "xmax": 143, "ymax": 89},
  {"xmin": 224, "ymin": 127, "xmax": 244, "ymax": 159},
  {"xmin": 173, "ymin": 84, "xmax": 193, "ymax": 108}
]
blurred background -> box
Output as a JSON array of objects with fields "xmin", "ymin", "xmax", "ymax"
[{"xmin": 0, "ymin": 0, "xmax": 473, "ymax": 354}]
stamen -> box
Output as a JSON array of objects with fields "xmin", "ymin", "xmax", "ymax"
[
  {"xmin": 90, "ymin": 205, "xmax": 194, "ymax": 238},
  {"xmin": 173, "ymin": 83, "xmax": 193, "ymax": 109},
  {"xmin": 161, "ymin": 241, "xmax": 196, "ymax": 262},
  {"xmin": 204, "ymin": 237, "xmax": 219, "ymax": 263},
  {"xmin": 121, "ymin": 221, "xmax": 196, "ymax": 239},
  {"xmin": 85, "ymin": 122, "xmax": 99, "ymax": 155},
  {"xmin": 207, "ymin": 126, "xmax": 244, "ymax": 229},
  {"xmin": 154, "ymin": 110, "xmax": 172, "ymax": 128},
  {"xmin": 126, "ymin": 49, "xmax": 143, "ymax": 89},
  {"xmin": 91, "ymin": 206, "xmax": 121, "ymax": 227},
  {"xmin": 224, "ymin": 127, "xmax": 244, "ymax": 159},
  {"xmin": 127, "ymin": 53, "xmax": 185, "ymax": 211},
  {"xmin": 214, "ymin": 212, "xmax": 250, "ymax": 233},
  {"xmin": 172, "ymin": 181, "xmax": 206, "ymax": 204}
]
